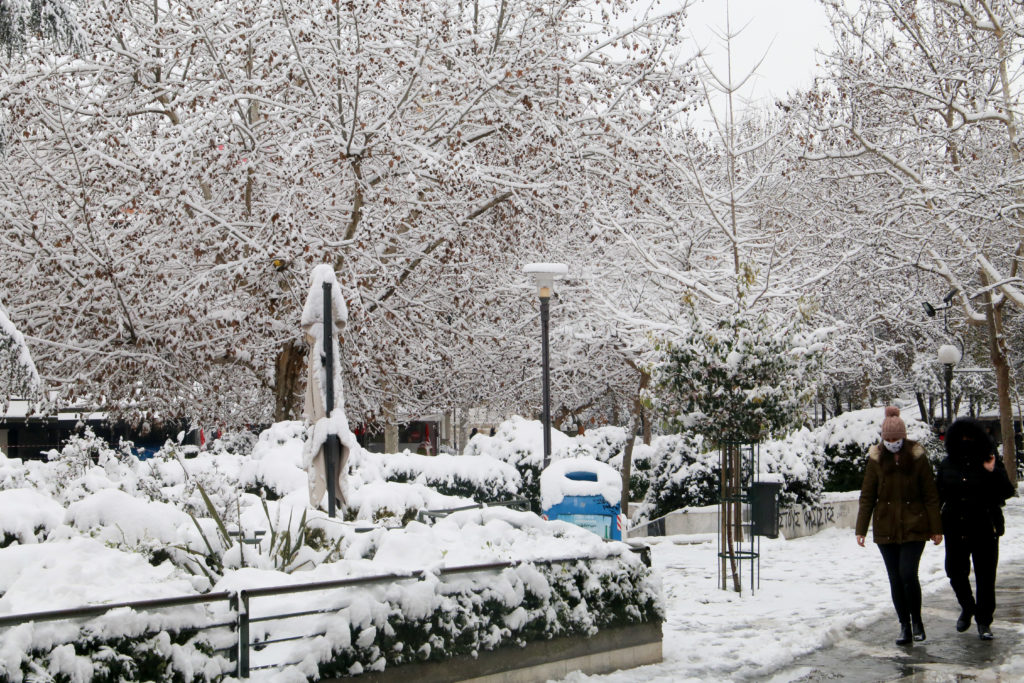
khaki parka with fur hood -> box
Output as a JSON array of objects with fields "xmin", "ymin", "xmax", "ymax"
[{"xmin": 856, "ymin": 439, "xmax": 942, "ymax": 544}]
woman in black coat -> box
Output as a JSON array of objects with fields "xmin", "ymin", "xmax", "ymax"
[{"xmin": 936, "ymin": 418, "xmax": 1015, "ymax": 640}]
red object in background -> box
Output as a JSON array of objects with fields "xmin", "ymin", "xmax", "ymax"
[{"xmin": 199, "ymin": 428, "xmax": 205, "ymax": 446}]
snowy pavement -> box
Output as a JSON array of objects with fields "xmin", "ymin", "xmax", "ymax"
[{"xmin": 562, "ymin": 493, "xmax": 1024, "ymax": 683}]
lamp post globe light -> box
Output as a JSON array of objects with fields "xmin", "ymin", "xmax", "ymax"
[
  {"xmin": 937, "ymin": 343, "xmax": 962, "ymax": 430},
  {"xmin": 523, "ymin": 263, "xmax": 568, "ymax": 470}
]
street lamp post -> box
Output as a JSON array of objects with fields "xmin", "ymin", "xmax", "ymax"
[
  {"xmin": 937, "ymin": 344, "xmax": 962, "ymax": 431},
  {"xmin": 524, "ymin": 263, "xmax": 568, "ymax": 470}
]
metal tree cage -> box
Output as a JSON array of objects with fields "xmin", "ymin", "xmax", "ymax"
[{"xmin": 718, "ymin": 441, "xmax": 760, "ymax": 594}]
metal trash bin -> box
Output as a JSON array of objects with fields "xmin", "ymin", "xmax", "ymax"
[
  {"xmin": 749, "ymin": 480, "xmax": 782, "ymax": 539},
  {"xmin": 540, "ymin": 457, "xmax": 623, "ymax": 541}
]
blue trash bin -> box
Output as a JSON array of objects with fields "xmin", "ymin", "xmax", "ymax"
[{"xmin": 540, "ymin": 458, "xmax": 623, "ymax": 541}]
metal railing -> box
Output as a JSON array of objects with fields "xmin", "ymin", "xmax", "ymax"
[
  {"xmin": 0, "ymin": 547, "xmax": 651, "ymax": 678},
  {"xmin": 0, "ymin": 591, "xmax": 238, "ymax": 670},
  {"xmin": 414, "ymin": 496, "xmax": 532, "ymax": 524}
]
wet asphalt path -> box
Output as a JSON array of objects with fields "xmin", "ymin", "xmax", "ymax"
[{"xmin": 768, "ymin": 561, "xmax": 1024, "ymax": 682}]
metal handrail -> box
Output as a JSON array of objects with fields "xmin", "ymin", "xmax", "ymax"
[
  {"xmin": 238, "ymin": 553, "xmax": 597, "ymax": 601},
  {"xmin": 0, "ymin": 590, "xmax": 234, "ymax": 628},
  {"xmin": 415, "ymin": 497, "xmax": 532, "ymax": 523},
  {"xmin": 0, "ymin": 547, "xmax": 649, "ymax": 679},
  {"xmin": 235, "ymin": 552, "xmax": 623, "ymax": 677}
]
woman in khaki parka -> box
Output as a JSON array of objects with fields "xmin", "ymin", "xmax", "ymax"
[{"xmin": 856, "ymin": 406, "xmax": 942, "ymax": 646}]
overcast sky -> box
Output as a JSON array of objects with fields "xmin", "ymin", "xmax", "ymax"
[{"xmin": 680, "ymin": 0, "xmax": 834, "ymax": 116}]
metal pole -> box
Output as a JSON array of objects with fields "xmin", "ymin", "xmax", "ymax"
[
  {"xmin": 540, "ymin": 295, "xmax": 552, "ymax": 470},
  {"xmin": 238, "ymin": 591, "xmax": 250, "ymax": 678},
  {"xmin": 322, "ymin": 282, "xmax": 338, "ymax": 518},
  {"xmin": 944, "ymin": 363, "xmax": 954, "ymax": 431}
]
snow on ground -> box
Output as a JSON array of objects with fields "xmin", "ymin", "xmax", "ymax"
[{"xmin": 562, "ymin": 493, "xmax": 1024, "ymax": 682}]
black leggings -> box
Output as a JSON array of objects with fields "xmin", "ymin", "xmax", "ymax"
[{"xmin": 878, "ymin": 542, "xmax": 926, "ymax": 624}]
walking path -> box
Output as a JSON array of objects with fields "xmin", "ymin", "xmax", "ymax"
[
  {"xmin": 769, "ymin": 559, "xmax": 1024, "ymax": 682},
  {"xmin": 565, "ymin": 495, "xmax": 1024, "ymax": 683}
]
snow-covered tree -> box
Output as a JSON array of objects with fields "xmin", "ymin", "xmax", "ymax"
[
  {"xmin": 0, "ymin": 0, "xmax": 699, "ymax": 427},
  {"xmin": 0, "ymin": 298, "xmax": 40, "ymax": 410},
  {"xmin": 802, "ymin": 0, "xmax": 1023, "ymax": 477}
]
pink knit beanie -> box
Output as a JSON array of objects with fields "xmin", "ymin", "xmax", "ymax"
[{"xmin": 880, "ymin": 406, "xmax": 907, "ymax": 441}]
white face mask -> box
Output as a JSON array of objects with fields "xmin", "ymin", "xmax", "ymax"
[{"xmin": 883, "ymin": 439, "xmax": 903, "ymax": 453}]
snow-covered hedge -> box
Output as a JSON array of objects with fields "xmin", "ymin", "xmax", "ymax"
[
  {"xmin": 0, "ymin": 422, "xmax": 661, "ymax": 681},
  {"xmin": 316, "ymin": 553, "xmax": 658, "ymax": 677},
  {"xmin": 818, "ymin": 407, "xmax": 938, "ymax": 492},
  {"xmin": 370, "ymin": 452, "xmax": 522, "ymax": 504}
]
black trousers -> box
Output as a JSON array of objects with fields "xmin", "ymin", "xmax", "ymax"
[
  {"xmin": 878, "ymin": 542, "xmax": 926, "ymax": 624},
  {"xmin": 945, "ymin": 534, "xmax": 999, "ymax": 627}
]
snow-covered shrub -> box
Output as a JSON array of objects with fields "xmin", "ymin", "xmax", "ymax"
[
  {"xmin": 315, "ymin": 556, "xmax": 660, "ymax": 678},
  {"xmin": 819, "ymin": 407, "xmax": 938, "ymax": 492},
  {"xmin": 639, "ymin": 433, "xmax": 715, "ymax": 521},
  {"xmin": 374, "ymin": 452, "xmax": 522, "ymax": 504},
  {"xmin": 12, "ymin": 630, "xmax": 229, "ymax": 683},
  {"xmin": 344, "ymin": 480, "xmax": 472, "ymax": 526},
  {"xmin": 206, "ymin": 428, "xmax": 259, "ymax": 456},
  {"xmin": 0, "ymin": 489, "xmax": 63, "ymax": 546},
  {"xmin": 238, "ymin": 421, "xmax": 308, "ymax": 501},
  {"xmin": 650, "ymin": 306, "xmax": 823, "ymax": 444},
  {"xmin": 626, "ymin": 443, "xmax": 656, "ymax": 502},
  {"xmin": 760, "ymin": 428, "xmax": 827, "ymax": 507},
  {"xmin": 567, "ymin": 426, "xmax": 630, "ymax": 464},
  {"xmin": 464, "ymin": 416, "xmax": 577, "ymax": 511}
]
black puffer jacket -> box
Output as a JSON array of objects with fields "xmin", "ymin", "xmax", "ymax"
[{"xmin": 936, "ymin": 418, "xmax": 1015, "ymax": 540}]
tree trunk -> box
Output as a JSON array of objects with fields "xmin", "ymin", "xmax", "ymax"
[
  {"xmin": 273, "ymin": 339, "xmax": 306, "ymax": 422},
  {"xmin": 621, "ymin": 370, "xmax": 651, "ymax": 520},
  {"xmin": 621, "ymin": 430, "xmax": 635, "ymax": 520},
  {"xmin": 916, "ymin": 392, "xmax": 927, "ymax": 426},
  {"xmin": 383, "ymin": 398, "xmax": 399, "ymax": 453},
  {"xmin": 981, "ymin": 274, "xmax": 1017, "ymax": 487},
  {"xmin": 720, "ymin": 442, "xmax": 741, "ymax": 593}
]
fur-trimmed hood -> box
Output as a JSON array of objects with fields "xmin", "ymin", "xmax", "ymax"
[
  {"xmin": 944, "ymin": 417, "xmax": 995, "ymax": 464},
  {"xmin": 868, "ymin": 440, "xmax": 925, "ymax": 462}
]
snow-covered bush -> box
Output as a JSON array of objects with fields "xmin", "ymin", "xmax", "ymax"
[
  {"xmin": 0, "ymin": 420, "xmax": 663, "ymax": 681},
  {"xmin": 819, "ymin": 407, "xmax": 938, "ymax": 492},
  {"xmin": 760, "ymin": 428, "xmax": 827, "ymax": 507},
  {"xmin": 12, "ymin": 630, "xmax": 228, "ymax": 683},
  {"xmin": 373, "ymin": 452, "xmax": 522, "ymax": 504},
  {"xmin": 464, "ymin": 416, "xmax": 576, "ymax": 510},
  {"xmin": 0, "ymin": 489, "xmax": 63, "ymax": 546},
  {"xmin": 567, "ymin": 426, "xmax": 630, "ymax": 464},
  {"xmin": 638, "ymin": 433, "xmax": 716, "ymax": 522},
  {"xmin": 315, "ymin": 556, "xmax": 659, "ymax": 678}
]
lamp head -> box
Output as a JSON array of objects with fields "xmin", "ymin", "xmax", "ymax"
[
  {"xmin": 523, "ymin": 263, "xmax": 568, "ymax": 299},
  {"xmin": 922, "ymin": 301, "xmax": 936, "ymax": 317},
  {"xmin": 937, "ymin": 344, "xmax": 961, "ymax": 366}
]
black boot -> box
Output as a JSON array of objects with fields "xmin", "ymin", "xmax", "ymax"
[
  {"xmin": 956, "ymin": 607, "xmax": 973, "ymax": 633},
  {"xmin": 896, "ymin": 622, "xmax": 913, "ymax": 645},
  {"xmin": 978, "ymin": 623, "xmax": 994, "ymax": 640},
  {"xmin": 911, "ymin": 619, "xmax": 926, "ymax": 642}
]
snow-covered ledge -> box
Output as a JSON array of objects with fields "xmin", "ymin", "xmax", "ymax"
[{"xmin": 629, "ymin": 492, "xmax": 860, "ymax": 540}]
